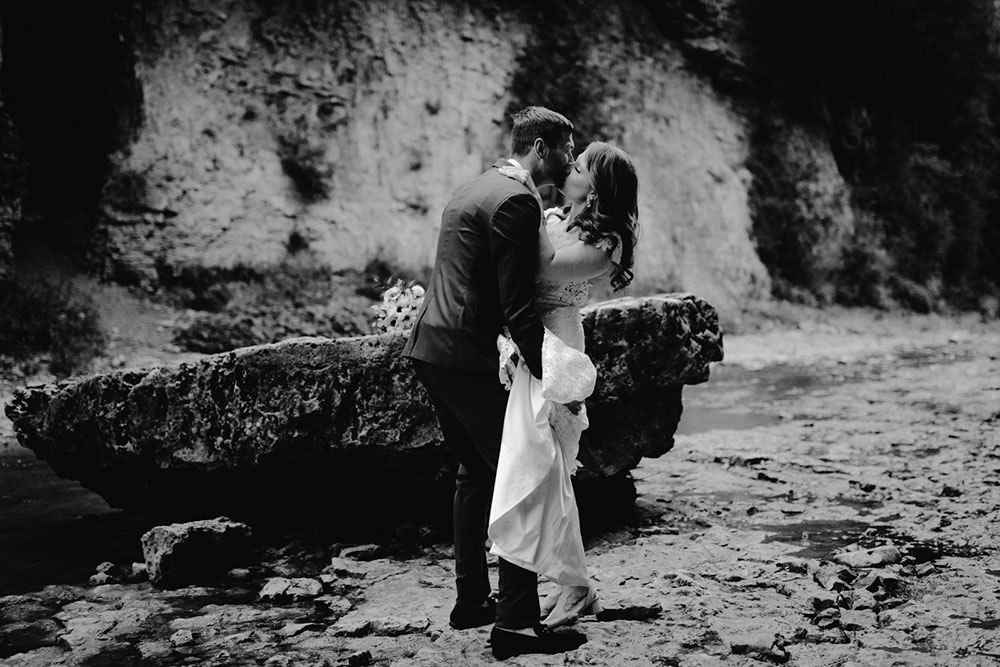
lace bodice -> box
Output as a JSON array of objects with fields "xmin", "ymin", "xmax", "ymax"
[{"xmin": 536, "ymin": 208, "xmax": 621, "ymax": 308}]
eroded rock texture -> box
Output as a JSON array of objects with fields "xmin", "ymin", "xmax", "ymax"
[
  {"xmin": 6, "ymin": 294, "xmax": 722, "ymax": 526},
  {"xmin": 87, "ymin": 0, "xmax": 774, "ymax": 313}
]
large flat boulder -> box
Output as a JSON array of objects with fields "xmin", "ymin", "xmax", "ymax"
[{"xmin": 5, "ymin": 294, "xmax": 722, "ymax": 528}]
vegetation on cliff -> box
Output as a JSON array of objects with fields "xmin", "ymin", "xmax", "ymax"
[{"xmin": 746, "ymin": 0, "xmax": 1000, "ymax": 311}]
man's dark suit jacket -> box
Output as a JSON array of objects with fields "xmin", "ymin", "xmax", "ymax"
[{"xmin": 403, "ymin": 159, "xmax": 544, "ymax": 379}]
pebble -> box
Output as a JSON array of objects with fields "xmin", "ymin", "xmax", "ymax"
[
  {"xmin": 833, "ymin": 545, "xmax": 901, "ymax": 568},
  {"xmin": 170, "ymin": 628, "xmax": 194, "ymax": 646},
  {"xmin": 258, "ymin": 577, "xmax": 324, "ymax": 601}
]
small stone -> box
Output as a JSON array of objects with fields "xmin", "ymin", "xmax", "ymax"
[
  {"xmin": 259, "ymin": 577, "xmax": 324, "ymax": 601},
  {"xmin": 328, "ymin": 616, "xmax": 372, "ymax": 637},
  {"xmin": 138, "ymin": 640, "xmax": 174, "ymax": 659},
  {"xmin": 142, "ymin": 518, "xmax": 252, "ymax": 588},
  {"xmin": 324, "ymin": 557, "xmax": 367, "ymax": 578},
  {"xmin": 339, "ymin": 544, "xmax": 384, "ymax": 561},
  {"xmin": 594, "ymin": 602, "xmax": 662, "ymax": 621},
  {"xmin": 842, "ymin": 589, "xmax": 878, "ymax": 610},
  {"xmin": 170, "ymin": 628, "xmax": 194, "ymax": 646},
  {"xmin": 776, "ymin": 558, "xmax": 808, "ymax": 574},
  {"xmin": 227, "ymin": 568, "xmax": 251, "ymax": 581},
  {"xmin": 915, "ymin": 563, "xmax": 936, "ymax": 576},
  {"xmin": 279, "ymin": 622, "xmax": 325, "ymax": 637},
  {"xmin": 854, "ymin": 568, "xmax": 900, "ymax": 592},
  {"xmin": 833, "ymin": 545, "xmax": 901, "ymax": 568},
  {"xmin": 227, "ymin": 630, "xmax": 262, "ymax": 644},
  {"xmin": 809, "ymin": 595, "xmax": 837, "ymax": 612},
  {"xmin": 95, "ymin": 561, "xmax": 116, "ymax": 574},
  {"xmin": 131, "ymin": 562, "xmax": 149, "ymax": 580},
  {"xmin": 814, "ymin": 608, "xmax": 840, "ymax": 623},
  {"xmin": 813, "ymin": 563, "xmax": 854, "ymax": 591},
  {"xmin": 663, "ymin": 571, "xmax": 698, "ymax": 587},
  {"xmin": 89, "ymin": 572, "xmax": 112, "ymax": 586},
  {"xmin": 839, "ymin": 609, "xmax": 877, "ymax": 630},
  {"xmin": 314, "ymin": 595, "xmax": 353, "ymax": 618},
  {"xmin": 728, "ymin": 631, "xmax": 790, "ymax": 662},
  {"xmin": 347, "ymin": 649, "xmax": 373, "ymax": 666}
]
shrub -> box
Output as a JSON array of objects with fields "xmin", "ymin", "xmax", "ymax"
[
  {"xmin": 744, "ymin": 0, "xmax": 1000, "ymax": 307},
  {"xmin": 0, "ymin": 278, "xmax": 105, "ymax": 377}
]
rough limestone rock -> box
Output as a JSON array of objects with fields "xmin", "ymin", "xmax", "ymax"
[
  {"xmin": 140, "ymin": 518, "xmax": 252, "ymax": 588},
  {"xmin": 84, "ymin": 0, "xmax": 770, "ymax": 312},
  {"xmin": 6, "ymin": 294, "xmax": 722, "ymax": 526}
]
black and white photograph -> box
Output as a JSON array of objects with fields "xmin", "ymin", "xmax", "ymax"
[{"xmin": 0, "ymin": 0, "xmax": 998, "ymax": 665}]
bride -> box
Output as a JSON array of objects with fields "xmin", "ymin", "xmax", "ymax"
[{"xmin": 488, "ymin": 141, "xmax": 640, "ymax": 629}]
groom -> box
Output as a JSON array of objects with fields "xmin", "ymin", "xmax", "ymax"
[{"xmin": 403, "ymin": 106, "xmax": 583, "ymax": 659}]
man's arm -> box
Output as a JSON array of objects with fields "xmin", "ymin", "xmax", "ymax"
[{"xmin": 490, "ymin": 192, "xmax": 545, "ymax": 379}]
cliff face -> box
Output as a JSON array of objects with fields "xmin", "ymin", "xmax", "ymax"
[
  {"xmin": 1, "ymin": 0, "xmax": 871, "ymax": 317},
  {"xmin": 85, "ymin": 0, "xmax": 788, "ymax": 314}
]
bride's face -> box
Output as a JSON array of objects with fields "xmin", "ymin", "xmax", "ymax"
[{"xmin": 562, "ymin": 152, "xmax": 592, "ymax": 204}]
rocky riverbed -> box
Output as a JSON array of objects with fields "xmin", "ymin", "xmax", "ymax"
[{"xmin": 1, "ymin": 304, "xmax": 998, "ymax": 666}]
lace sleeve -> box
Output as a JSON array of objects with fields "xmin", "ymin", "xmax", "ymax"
[{"xmin": 540, "ymin": 328, "xmax": 596, "ymax": 403}]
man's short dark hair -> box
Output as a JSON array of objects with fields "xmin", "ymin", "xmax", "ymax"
[{"xmin": 510, "ymin": 106, "xmax": 574, "ymax": 156}]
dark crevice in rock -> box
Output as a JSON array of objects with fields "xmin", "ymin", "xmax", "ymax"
[{"xmin": 0, "ymin": 0, "xmax": 142, "ymax": 262}]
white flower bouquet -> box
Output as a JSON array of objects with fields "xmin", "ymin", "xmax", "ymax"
[{"xmin": 371, "ymin": 279, "xmax": 425, "ymax": 334}]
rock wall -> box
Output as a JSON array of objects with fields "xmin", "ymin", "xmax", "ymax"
[{"xmin": 91, "ymin": 0, "xmax": 777, "ymax": 314}]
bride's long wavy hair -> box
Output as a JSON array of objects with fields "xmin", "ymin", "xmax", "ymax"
[{"xmin": 567, "ymin": 142, "xmax": 639, "ymax": 291}]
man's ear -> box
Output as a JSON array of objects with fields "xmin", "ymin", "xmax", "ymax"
[{"xmin": 532, "ymin": 137, "xmax": 547, "ymax": 159}]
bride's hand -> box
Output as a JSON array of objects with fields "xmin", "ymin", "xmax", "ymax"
[
  {"xmin": 498, "ymin": 165, "xmax": 543, "ymax": 208},
  {"xmin": 498, "ymin": 164, "xmax": 534, "ymax": 189}
]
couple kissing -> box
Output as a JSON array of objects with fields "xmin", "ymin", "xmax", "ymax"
[{"xmin": 403, "ymin": 106, "xmax": 640, "ymax": 660}]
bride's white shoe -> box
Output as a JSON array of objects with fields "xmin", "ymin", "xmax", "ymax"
[{"xmin": 540, "ymin": 584, "xmax": 602, "ymax": 628}]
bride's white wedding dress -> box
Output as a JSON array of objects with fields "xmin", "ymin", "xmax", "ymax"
[{"xmin": 488, "ymin": 209, "xmax": 621, "ymax": 622}]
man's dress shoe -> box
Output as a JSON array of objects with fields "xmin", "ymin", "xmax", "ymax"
[
  {"xmin": 449, "ymin": 597, "xmax": 497, "ymax": 629},
  {"xmin": 489, "ymin": 623, "xmax": 587, "ymax": 660}
]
